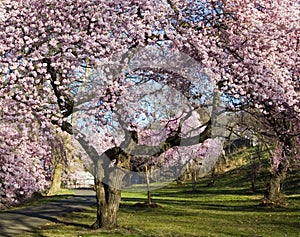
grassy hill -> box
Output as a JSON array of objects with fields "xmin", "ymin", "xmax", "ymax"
[{"xmin": 212, "ymin": 145, "xmax": 300, "ymax": 195}]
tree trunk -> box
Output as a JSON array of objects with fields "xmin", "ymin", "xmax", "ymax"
[
  {"xmin": 47, "ymin": 163, "xmax": 62, "ymax": 196},
  {"xmin": 264, "ymin": 136, "xmax": 293, "ymax": 205},
  {"xmin": 92, "ymin": 179, "xmax": 121, "ymax": 229},
  {"xmin": 91, "ymin": 147, "xmax": 129, "ymax": 229},
  {"xmin": 145, "ymin": 166, "xmax": 152, "ymax": 205},
  {"xmin": 264, "ymin": 162, "xmax": 287, "ymax": 205},
  {"xmin": 209, "ymin": 167, "xmax": 216, "ymax": 187},
  {"xmin": 190, "ymin": 159, "xmax": 200, "ymax": 192},
  {"xmin": 251, "ymin": 164, "xmax": 256, "ymax": 193},
  {"xmin": 250, "ymin": 154, "xmax": 257, "ymax": 193},
  {"xmin": 192, "ymin": 171, "xmax": 197, "ymax": 192}
]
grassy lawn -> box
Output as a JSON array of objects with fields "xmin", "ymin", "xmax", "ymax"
[
  {"xmin": 20, "ymin": 179, "xmax": 300, "ymax": 237},
  {"xmin": 17, "ymin": 148, "xmax": 300, "ymax": 236}
]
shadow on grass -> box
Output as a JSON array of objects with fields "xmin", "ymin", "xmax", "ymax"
[{"xmin": 121, "ymin": 194, "xmax": 300, "ymax": 215}]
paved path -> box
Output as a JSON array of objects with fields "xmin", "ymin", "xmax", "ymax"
[{"xmin": 0, "ymin": 189, "xmax": 96, "ymax": 237}]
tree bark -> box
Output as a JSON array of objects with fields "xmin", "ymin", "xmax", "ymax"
[
  {"xmin": 91, "ymin": 145, "xmax": 130, "ymax": 229},
  {"xmin": 264, "ymin": 162, "xmax": 287, "ymax": 205},
  {"xmin": 74, "ymin": 126, "xmax": 212, "ymax": 229},
  {"xmin": 145, "ymin": 166, "xmax": 152, "ymax": 205},
  {"xmin": 92, "ymin": 179, "xmax": 121, "ymax": 229},
  {"xmin": 251, "ymin": 163, "xmax": 256, "ymax": 193},
  {"xmin": 209, "ymin": 167, "xmax": 216, "ymax": 187},
  {"xmin": 47, "ymin": 163, "xmax": 62, "ymax": 196},
  {"xmin": 190, "ymin": 159, "xmax": 200, "ymax": 192},
  {"xmin": 264, "ymin": 137, "xmax": 293, "ymax": 205},
  {"xmin": 192, "ymin": 171, "xmax": 197, "ymax": 192}
]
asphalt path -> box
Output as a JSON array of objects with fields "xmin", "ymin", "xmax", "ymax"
[{"xmin": 0, "ymin": 189, "xmax": 96, "ymax": 237}]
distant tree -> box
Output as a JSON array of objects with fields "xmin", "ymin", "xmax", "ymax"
[
  {"xmin": 46, "ymin": 131, "xmax": 70, "ymax": 196},
  {"xmin": 159, "ymin": 0, "xmax": 300, "ymax": 204}
]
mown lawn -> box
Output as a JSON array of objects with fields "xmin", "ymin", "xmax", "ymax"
[{"xmin": 20, "ymin": 179, "xmax": 300, "ymax": 237}]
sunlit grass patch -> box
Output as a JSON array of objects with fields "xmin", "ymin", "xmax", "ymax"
[
  {"xmin": 19, "ymin": 181, "xmax": 300, "ymax": 237},
  {"xmin": 17, "ymin": 153, "xmax": 300, "ymax": 237}
]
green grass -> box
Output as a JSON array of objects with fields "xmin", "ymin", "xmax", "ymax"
[
  {"xmin": 49, "ymin": 188, "xmax": 75, "ymax": 196},
  {"xmin": 20, "ymin": 179, "xmax": 300, "ymax": 237},
  {"xmin": 31, "ymin": 188, "xmax": 75, "ymax": 203},
  {"xmin": 16, "ymin": 147, "xmax": 300, "ymax": 237}
]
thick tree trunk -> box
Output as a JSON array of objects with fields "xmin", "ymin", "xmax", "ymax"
[
  {"xmin": 92, "ymin": 179, "xmax": 121, "ymax": 229},
  {"xmin": 74, "ymin": 126, "xmax": 211, "ymax": 229},
  {"xmin": 47, "ymin": 163, "xmax": 62, "ymax": 196},
  {"xmin": 264, "ymin": 137, "xmax": 293, "ymax": 205},
  {"xmin": 264, "ymin": 163, "xmax": 287, "ymax": 205},
  {"xmin": 91, "ymin": 146, "xmax": 130, "ymax": 229}
]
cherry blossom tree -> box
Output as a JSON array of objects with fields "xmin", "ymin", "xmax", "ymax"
[
  {"xmin": 154, "ymin": 0, "xmax": 300, "ymax": 204},
  {"xmin": 2, "ymin": 0, "xmax": 296, "ymax": 228},
  {"xmin": 72, "ymin": 65, "xmax": 222, "ymax": 228},
  {"xmin": 0, "ymin": 0, "xmax": 193, "ymax": 227},
  {"xmin": 0, "ymin": 0, "xmax": 221, "ymax": 227},
  {"xmin": 0, "ymin": 0, "xmax": 157, "ymax": 217},
  {"xmin": 46, "ymin": 131, "xmax": 69, "ymax": 196},
  {"xmin": 128, "ymin": 109, "xmax": 222, "ymax": 205},
  {"xmin": 0, "ymin": 98, "xmax": 53, "ymax": 208}
]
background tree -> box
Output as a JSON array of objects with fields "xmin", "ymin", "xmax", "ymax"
[
  {"xmin": 0, "ymin": 98, "xmax": 53, "ymax": 208},
  {"xmin": 154, "ymin": 0, "xmax": 300, "ymax": 204},
  {"xmin": 46, "ymin": 131, "xmax": 70, "ymax": 196}
]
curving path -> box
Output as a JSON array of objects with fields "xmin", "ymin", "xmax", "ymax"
[{"xmin": 0, "ymin": 189, "xmax": 96, "ymax": 237}]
